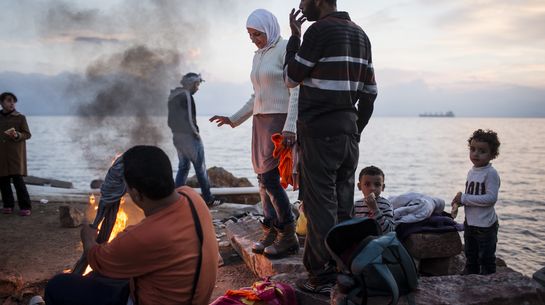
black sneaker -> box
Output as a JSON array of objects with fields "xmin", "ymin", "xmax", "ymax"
[
  {"xmin": 295, "ymin": 278, "xmax": 334, "ymax": 296},
  {"xmin": 206, "ymin": 198, "xmax": 224, "ymax": 208}
]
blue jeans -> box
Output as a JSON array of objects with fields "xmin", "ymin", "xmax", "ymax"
[
  {"xmin": 172, "ymin": 133, "xmax": 213, "ymax": 202},
  {"xmin": 464, "ymin": 220, "xmax": 499, "ymax": 275},
  {"xmin": 258, "ymin": 167, "xmax": 294, "ymax": 228},
  {"xmin": 45, "ymin": 272, "xmax": 129, "ymax": 305}
]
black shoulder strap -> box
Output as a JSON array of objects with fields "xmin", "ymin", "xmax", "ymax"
[{"xmin": 179, "ymin": 191, "xmax": 204, "ymax": 304}]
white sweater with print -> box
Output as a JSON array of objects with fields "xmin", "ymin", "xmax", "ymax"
[
  {"xmin": 461, "ymin": 163, "xmax": 501, "ymax": 227},
  {"xmin": 229, "ymin": 38, "xmax": 299, "ymax": 133}
]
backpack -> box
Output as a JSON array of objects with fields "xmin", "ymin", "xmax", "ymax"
[{"xmin": 325, "ymin": 218, "xmax": 418, "ymax": 305}]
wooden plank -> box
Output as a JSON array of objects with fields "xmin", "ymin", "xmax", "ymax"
[{"xmin": 23, "ymin": 176, "xmax": 73, "ymax": 189}]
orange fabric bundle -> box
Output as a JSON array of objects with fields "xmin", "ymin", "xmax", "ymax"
[{"xmin": 271, "ymin": 133, "xmax": 293, "ymax": 189}]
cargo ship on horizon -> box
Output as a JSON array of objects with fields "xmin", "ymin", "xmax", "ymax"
[{"xmin": 419, "ymin": 111, "xmax": 455, "ymax": 117}]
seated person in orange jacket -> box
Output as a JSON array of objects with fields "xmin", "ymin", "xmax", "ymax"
[{"xmin": 45, "ymin": 145, "xmax": 218, "ymax": 305}]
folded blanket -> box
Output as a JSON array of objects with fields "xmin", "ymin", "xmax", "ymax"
[{"xmin": 389, "ymin": 192, "xmax": 445, "ymax": 224}]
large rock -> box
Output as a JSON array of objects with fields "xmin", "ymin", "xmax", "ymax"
[
  {"xmin": 419, "ymin": 254, "xmax": 465, "ymax": 276},
  {"xmin": 59, "ymin": 206, "xmax": 84, "ymax": 228},
  {"xmin": 225, "ymin": 216, "xmax": 305, "ymax": 278},
  {"xmin": 0, "ymin": 270, "xmax": 22, "ymax": 298},
  {"xmin": 186, "ymin": 167, "xmax": 260, "ymax": 204},
  {"xmin": 534, "ymin": 267, "xmax": 545, "ymax": 288},
  {"xmin": 228, "ymin": 218, "xmax": 545, "ymax": 305},
  {"xmin": 413, "ymin": 268, "xmax": 545, "ymax": 305},
  {"xmin": 329, "ymin": 267, "xmax": 545, "ymax": 305},
  {"xmin": 403, "ymin": 231, "xmax": 462, "ymax": 259}
]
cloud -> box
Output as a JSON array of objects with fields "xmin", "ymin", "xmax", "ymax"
[
  {"xmin": 74, "ymin": 36, "xmax": 122, "ymax": 44},
  {"xmin": 431, "ymin": 0, "xmax": 545, "ymax": 46}
]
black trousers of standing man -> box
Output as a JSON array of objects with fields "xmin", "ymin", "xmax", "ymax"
[{"xmin": 299, "ymin": 132, "xmax": 359, "ymax": 283}]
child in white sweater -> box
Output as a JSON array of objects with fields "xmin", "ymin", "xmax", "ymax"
[{"xmin": 452, "ymin": 129, "xmax": 501, "ymax": 275}]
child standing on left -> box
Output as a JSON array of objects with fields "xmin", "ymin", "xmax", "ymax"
[
  {"xmin": 452, "ymin": 129, "xmax": 501, "ymax": 275},
  {"xmin": 0, "ymin": 92, "xmax": 32, "ymax": 216}
]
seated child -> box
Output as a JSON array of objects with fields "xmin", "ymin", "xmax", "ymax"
[
  {"xmin": 354, "ymin": 166, "xmax": 395, "ymax": 233},
  {"xmin": 451, "ymin": 129, "xmax": 501, "ymax": 275}
]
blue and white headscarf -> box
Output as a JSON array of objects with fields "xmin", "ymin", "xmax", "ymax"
[{"xmin": 246, "ymin": 9, "xmax": 281, "ymax": 49}]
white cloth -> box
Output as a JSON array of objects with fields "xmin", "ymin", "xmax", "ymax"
[
  {"xmin": 229, "ymin": 39, "xmax": 299, "ymax": 133},
  {"xmin": 246, "ymin": 8, "xmax": 280, "ymax": 49},
  {"xmin": 461, "ymin": 163, "xmax": 500, "ymax": 227},
  {"xmin": 389, "ymin": 192, "xmax": 445, "ymax": 223}
]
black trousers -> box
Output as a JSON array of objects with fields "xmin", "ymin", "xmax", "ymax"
[
  {"xmin": 299, "ymin": 133, "xmax": 359, "ymax": 281},
  {"xmin": 464, "ymin": 221, "xmax": 499, "ymax": 275},
  {"xmin": 0, "ymin": 175, "xmax": 31, "ymax": 210},
  {"xmin": 45, "ymin": 272, "xmax": 130, "ymax": 305}
]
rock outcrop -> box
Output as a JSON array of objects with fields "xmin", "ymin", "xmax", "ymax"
[
  {"xmin": 59, "ymin": 206, "xmax": 85, "ymax": 228},
  {"xmin": 403, "ymin": 231, "xmax": 463, "ymax": 276},
  {"xmin": 227, "ymin": 217, "xmax": 545, "ymax": 305},
  {"xmin": 186, "ymin": 166, "xmax": 260, "ymax": 204},
  {"xmin": 225, "ymin": 216, "xmax": 305, "ymax": 278},
  {"xmin": 0, "ymin": 271, "xmax": 22, "ymax": 298}
]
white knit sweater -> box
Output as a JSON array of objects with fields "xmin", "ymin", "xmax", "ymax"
[
  {"xmin": 229, "ymin": 38, "xmax": 299, "ymax": 133},
  {"xmin": 462, "ymin": 163, "xmax": 500, "ymax": 227}
]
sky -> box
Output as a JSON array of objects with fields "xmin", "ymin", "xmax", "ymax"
[{"xmin": 1, "ymin": 0, "xmax": 544, "ymax": 117}]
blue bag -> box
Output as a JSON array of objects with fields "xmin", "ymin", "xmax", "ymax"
[{"xmin": 325, "ymin": 218, "xmax": 418, "ymax": 305}]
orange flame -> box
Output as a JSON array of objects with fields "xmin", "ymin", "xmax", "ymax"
[{"xmin": 83, "ymin": 194, "xmax": 128, "ymax": 275}]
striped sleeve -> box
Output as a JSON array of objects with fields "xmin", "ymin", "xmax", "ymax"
[
  {"xmin": 375, "ymin": 197, "xmax": 395, "ymax": 233},
  {"xmin": 354, "ymin": 197, "xmax": 395, "ymax": 233},
  {"xmin": 284, "ymin": 26, "xmax": 322, "ymax": 88},
  {"xmin": 356, "ymin": 49, "xmax": 377, "ymax": 133}
]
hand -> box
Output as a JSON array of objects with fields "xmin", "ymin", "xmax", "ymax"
[
  {"xmin": 289, "ymin": 9, "xmax": 306, "ymax": 38},
  {"xmin": 452, "ymin": 191, "xmax": 462, "ymax": 205},
  {"xmin": 4, "ymin": 128, "xmax": 17, "ymax": 139},
  {"xmin": 364, "ymin": 193, "xmax": 378, "ymax": 214},
  {"xmin": 80, "ymin": 222, "xmax": 98, "ymax": 253},
  {"xmin": 282, "ymin": 131, "xmax": 296, "ymax": 147},
  {"xmin": 209, "ymin": 115, "xmax": 234, "ymax": 128}
]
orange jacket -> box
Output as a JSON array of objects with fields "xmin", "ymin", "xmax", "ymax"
[{"xmin": 271, "ymin": 133, "xmax": 293, "ymax": 189}]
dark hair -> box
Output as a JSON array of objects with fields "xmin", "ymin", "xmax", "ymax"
[
  {"xmin": 468, "ymin": 129, "xmax": 501, "ymax": 159},
  {"xmin": 324, "ymin": 0, "xmax": 337, "ymax": 5},
  {"xmin": 0, "ymin": 92, "xmax": 17, "ymax": 103},
  {"xmin": 358, "ymin": 165, "xmax": 385, "ymax": 181},
  {"xmin": 123, "ymin": 145, "xmax": 175, "ymax": 200}
]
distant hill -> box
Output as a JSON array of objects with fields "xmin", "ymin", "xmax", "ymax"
[
  {"xmin": 0, "ymin": 71, "xmax": 253, "ymax": 116},
  {"xmin": 1, "ymin": 70, "xmax": 544, "ymax": 117},
  {"xmin": 0, "ymin": 71, "xmax": 77, "ymax": 115}
]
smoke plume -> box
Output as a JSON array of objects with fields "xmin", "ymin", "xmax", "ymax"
[{"xmin": 37, "ymin": 0, "xmax": 235, "ymax": 173}]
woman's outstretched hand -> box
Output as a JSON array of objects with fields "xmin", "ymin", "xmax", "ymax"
[
  {"xmin": 209, "ymin": 115, "xmax": 235, "ymax": 128},
  {"xmin": 289, "ymin": 9, "xmax": 306, "ymax": 38}
]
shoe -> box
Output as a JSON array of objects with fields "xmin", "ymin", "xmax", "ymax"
[
  {"xmin": 252, "ymin": 222, "xmax": 277, "ymax": 254},
  {"xmin": 2, "ymin": 207, "xmax": 13, "ymax": 214},
  {"xmin": 19, "ymin": 209, "xmax": 31, "ymax": 216},
  {"xmin": 206, "ymin": 198, "xmax": 224, "ymax": 208},
  {"xmin": 296, "ymin": 277, "xmax": 335, "ymax": 296},
  {"xmin": 263, "ymin": 222, "xmax": 299, "ymax": 259}
]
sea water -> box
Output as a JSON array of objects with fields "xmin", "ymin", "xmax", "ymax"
[{"xmin": 25, "ymin": 116, "xmax": 545, "ymax": 276}]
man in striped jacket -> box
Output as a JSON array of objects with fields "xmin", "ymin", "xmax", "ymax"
[{"xmin": 284, "ymin": 0, "xmax": 377, "ymax": 295}]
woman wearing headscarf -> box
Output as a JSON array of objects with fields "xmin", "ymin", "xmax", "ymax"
[{"xmin": 210, "ymin": 9, "xmax": 299, "ymax": 259}]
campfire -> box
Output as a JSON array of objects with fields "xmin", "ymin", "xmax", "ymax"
[{"xmin": 82, "ymin": 194, "xmax": 129, "ymax": 275}]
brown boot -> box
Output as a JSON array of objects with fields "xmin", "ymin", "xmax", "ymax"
[
  {"xmin": 263, "ymin": 223, "xmax": 299, "ymax": 259},
  {"xmin": 252, "ymin": 222, "xmax": 277, "ymax": 254}
]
